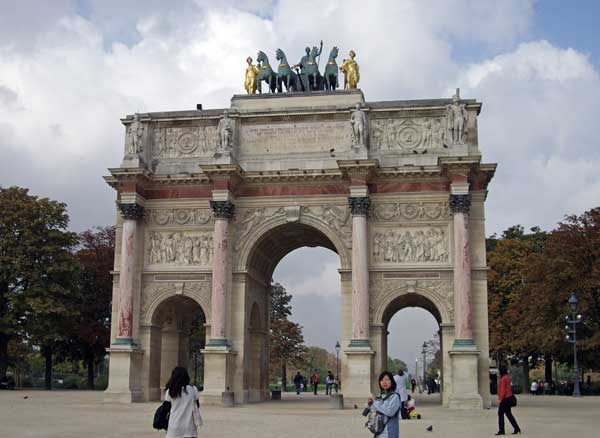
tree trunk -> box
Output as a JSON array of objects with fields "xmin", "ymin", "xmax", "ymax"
[
  {"xmin": 281, "ymin": 361, "xmax": 287, "ymax": 392},
  {"xmin": 522, "ymin": 354, "xmax": 529, "ymax": 392},
  {"xmin": 86, "ymin": 355, "xmax": 95, "ymax": 389},
  {"xmin": 544, "ymin": 353, "xmax": 552, "ymax": 383},
  {"xmin": 43, "ymin": 347, "xmax": 53, "ymax": 390},
  {"xmin": 0, "ymin": 333, "xmax": 8, "ymax": 380}
]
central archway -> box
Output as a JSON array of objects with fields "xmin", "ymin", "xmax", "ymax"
[
  {"xmin": 376, "ymin": 290, "xmax": 454, "ymax": 406},
  {"xmin": 238, "ymin": 219, "xmax": 349, "ymax": 403}
]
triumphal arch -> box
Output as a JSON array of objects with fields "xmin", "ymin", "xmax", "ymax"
[{"xmin": 104, "ymin": 86, "xmax": 495, "ymax": 409}]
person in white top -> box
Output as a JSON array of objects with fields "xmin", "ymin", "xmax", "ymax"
[
  {"xmin": 393, "ymin": 369, "xmax": 410, "ymax": 419},
  {"xmin": 164, "ymin": 367, "xmax": 202, "ymax": 438}
]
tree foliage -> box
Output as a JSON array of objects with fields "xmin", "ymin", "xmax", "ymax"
[
  {"xmin": 488, "ymin": 210, "xmax": 600, "ymax": 376},
  {"xmin": 71, "ymin": 226, "xmax": 115, "ymax": 388},
  {"xmin": 0, "ymin": 186, "xmax": 79, "ymax": 387},
  {"xmin": 268, "ymin": 283, "xmax": 307, "ymax": 388}
]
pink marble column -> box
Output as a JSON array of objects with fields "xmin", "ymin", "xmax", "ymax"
[
  {"xmin": 116, "ymin": 203, "xmax": 144, "ymax": 343},
  {"xmin": 208, "ymin": 200, "xmax": 235, "ymax": 346},
  {"xmin": 449, "ymin": 194, "xmax": 474, "ymax": 344},
  {"xmin": 349, "ymin": 196, "xmax": 370, "ymax": 346}
]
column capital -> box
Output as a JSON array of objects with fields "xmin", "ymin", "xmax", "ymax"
[
  {"xmin": 449, "ymin": 194, "xmax": 471, "ymax": 214},
  {"xmin": 118, "ymin": 203, "xmax": 145, "ymax": 221},
  {"xmin": 210, "ymin": 200, "xmax": 235, "ymax": 219},
  {"xmin": 348, "ymin": 196, "xmax": 370, "ymax": 216}
]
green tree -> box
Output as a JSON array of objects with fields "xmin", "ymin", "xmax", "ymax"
[
  {"xmin": 386, "ymin": 356, "xmax": 408, "ymax": 374},
  {"xmin": 0, "ymin": 187, "xmax": 79, "ymax": 388},
  {"xmin": 70, "ymin": 227, "xmax": 115, "ymax": 389},
  {"xmin": 268, "ymin": 282, "xmax": 307, "ymax": 389}
]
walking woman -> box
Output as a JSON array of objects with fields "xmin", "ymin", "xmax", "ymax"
[
  {"xmin": 165, "ymin": 367, "xmax": 202, "ymax": 438},
  {"xmin": 367, "ymin": 371, "xmax": 401, "ymax": 438},
  {"xmin": 496, "ymin": 366, "xmax": 521, "ymax": 435}
]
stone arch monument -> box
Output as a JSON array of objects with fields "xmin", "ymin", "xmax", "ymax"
[{"xmin": 104, "ymin": 89, "xmax": 496, "ymax": 409}]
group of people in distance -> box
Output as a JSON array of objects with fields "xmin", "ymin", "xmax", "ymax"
[
  {"xmin": 292, "ymin": 369, "xmax": 339, "ymax": 395},
  {"xmin": 158, "ymin": 364, "xmax": 522, "ymax": 438}
]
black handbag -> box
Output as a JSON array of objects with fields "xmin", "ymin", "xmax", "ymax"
[
  {"xmin": 508, "ymin": 395, "xmax": 517, "ymax": 407},
  {"xmin": 153, "ymin": 400, "xmax": 171, "ymax": 430}
]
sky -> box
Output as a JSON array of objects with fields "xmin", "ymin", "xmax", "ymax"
[{"xmin": 1, "ymin": 1, "xmax": 599, "ymax": 364}]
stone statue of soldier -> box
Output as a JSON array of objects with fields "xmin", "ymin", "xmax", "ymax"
[
  {"xmin": 446, "ymin": 89, "xmax": 468, "ymax": 144},
  {"xmin": 350, "ymin": 103, "xmax": 367, "ymax": 148},
  {"xmin": 216, "ymin": 110, "xmax": 234, "ymax": 155},
  {"xmin": 127, "ymin": 113, "xmax": 143, "ymax": 156}
]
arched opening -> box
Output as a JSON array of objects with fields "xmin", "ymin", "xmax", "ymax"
[
  {"xmin": 382, "ymin": 293, "xmax": 446, "ymax": 406},
  {"xmin": 148, "ymin": 295, "xmax": 206, "ymax": 400},
  {"xmin": 243, "ymin": 221, "xmax": 344, "ymax": 402}
]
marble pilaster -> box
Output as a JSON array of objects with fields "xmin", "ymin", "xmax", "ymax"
[
  {"xmin": 348, "ymin": 196, "xmax": 370, "ymax": 345},
  {"xmin": 208, "ymin": 200, "xmax": 235, "ymax": 346}
]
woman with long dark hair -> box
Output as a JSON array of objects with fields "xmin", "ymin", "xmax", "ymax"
[
  {"xmin": 496, "ymin": 366, "xmax": 521, "ymax": 435},
  {"xmin": 367, "ymin": 371, "xmax": 401, "ymax": 438},
  {"xmin": 164, "ymin": 367, "xmax": 201, "ymax": 438}
]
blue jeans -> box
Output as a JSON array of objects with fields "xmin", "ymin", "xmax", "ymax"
[{"xmin": 295, "ymin": 384, "xmax": 302, "ymax": 395}]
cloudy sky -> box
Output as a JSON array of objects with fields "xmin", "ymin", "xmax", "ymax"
[{"xmin": 1, "ymin": 1, "xmax": 599, "ymax": 366}]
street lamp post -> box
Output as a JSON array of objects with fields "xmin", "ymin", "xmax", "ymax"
[
  {"xmin": 422, "ymin": 342, "xmax": 427, "ymax": 384},
  {"xmin": 564, "ymin": 292, "xmax": 583, "ymax": 397},
  {"xmin": 335, "ymin": 341, "xmax": 341, "ymax": 383}
]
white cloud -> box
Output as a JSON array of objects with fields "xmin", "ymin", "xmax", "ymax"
[{"xmin": 458, "ymin": 40, "xmax": 600, "ymax": 233}]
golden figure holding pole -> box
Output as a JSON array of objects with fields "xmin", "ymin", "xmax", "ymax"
[
  {"xmin": 244, "ymin": 56, "xmax": 260, "ymax": 94},
  {"xmin": 340, "ymin": 50, "xmax": 360, "ymax": 89}
]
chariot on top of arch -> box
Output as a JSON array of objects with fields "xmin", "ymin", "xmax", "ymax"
[{"xmin": 245, "ymin": 43, "xmax": 360, "ymax": 94}]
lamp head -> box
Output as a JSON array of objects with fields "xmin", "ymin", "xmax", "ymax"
[{"xmin": 568, "ymin": 293, "xmax": 579, "ymax": 312}]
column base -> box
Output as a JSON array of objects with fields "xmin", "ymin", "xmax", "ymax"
[
  {"xmin": 343, "ymin": 345, "xmax": 374, "ymax": 407},
  {"xmin": 448, "ymin": 346, "xmax": 483, "ymax": 410},
  {"xmin": 104, "ymin": 346, "xmax": 144, "ymax": 403},
  {"xmin": 200, "ymin": 345, "xmax": 237, "ymax": 406}
]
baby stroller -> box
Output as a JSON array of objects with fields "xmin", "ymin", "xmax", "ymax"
[{"xmin": 406, "ymin": 395, "xmax": 422, "ymax": 420}]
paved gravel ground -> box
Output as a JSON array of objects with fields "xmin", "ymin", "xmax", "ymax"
[{"xmin": 1, "ymin": 390, "xmax": 598, "ymax": 437}]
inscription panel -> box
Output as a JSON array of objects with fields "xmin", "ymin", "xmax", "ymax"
[{"xmin": 239, "ymin": 121, "xmax": 352, "ymax": 155}]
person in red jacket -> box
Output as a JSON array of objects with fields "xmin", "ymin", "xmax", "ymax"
[{"xmin": 496, "ymin": 366, "xmax": 521, "ymax": 435}]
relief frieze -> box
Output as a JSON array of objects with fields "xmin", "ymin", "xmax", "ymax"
[
  {"xmin": 146, "ymin": 231, "xmax": 213, "ymax": 266},
  {"xmin": 145, "ymin": 208, "xmax": 212, "ymax": 226},
  {"xmin": 372, "ymin": 202, "xmax": 449, "ymax": 222},
  {"xmin": 372, "ymin": 226, "xmax": 449, "ymax": 264},
  {"xmin": 153, "ymin": 126, "xmax": 217, "ymax": 158},
  {"xmin": 370, "ymin": 117, "xmax": 446, "ymax": 151}
]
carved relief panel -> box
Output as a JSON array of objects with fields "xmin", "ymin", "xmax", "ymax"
[
  {"xmin": 145, "ymin": 231, "xmax": 213, "ymax": 267},
  {"xmin": 370, "ymin": 117, "xmax": 446, "ymax": 151},
  {"xmin": 145, "ymin": 208, "xmax": 213, "ymax": 227},
  {"xmin": 372, "ymin": 201, "xmax": 449, "ymax": 222},
  {"xmin": 153, "ymin": 125, "xmax": 218, "ymax": 159},
  {"xmin": 371, "ymin": 225, "xmax": 450, "ymax": 266}
]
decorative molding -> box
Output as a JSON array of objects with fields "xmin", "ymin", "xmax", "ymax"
[
  {"xmin": 233, "ymin": 207, "xmax": 285, "ymax": 251},
  {"xmin": 372, "ymin": 201, "xmax": 448, "ymax": 222},
  {"xmin": 209, "ymin": 200, "xmax": 235, "ymax": 219},
  {"xmin": 348, "ymin": 196, "xmax": 370, "ymax": 216},
  {"xmin": 449, "ymin": 194, "xmax": 471, "ymax": 214},
  {"xmin": 142, "ymin": 280, "xmax": 212, "ymax": 323},
  {"xmin": 153, "ymin": 126, "xmax": 217, "ymax": 159},
  {"xmin": 372, "ymin": 226, "xmax": 449, "ymax": 264},
  {"xmin": 302, "ymin": 204, "xmax": 352, "ymax": 248},
  {"xmin": 369, "ymin": 276, "xmax": 454, "ymax": 323},
  {"xmin": 145, "ymin": 208, "xmax": 212, "ymax": 226},
  {"xmin": 118, "ymin": 203, "xmax": 145, "ymax": 221}
]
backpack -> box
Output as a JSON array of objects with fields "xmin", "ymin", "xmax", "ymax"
[
  {"xmin": 365, "ymin": 393, "xmax": 401, "ymax": 436},
  {"xmin": 153, "ymin": 400, "xmax": 171, "ymax": 430}
]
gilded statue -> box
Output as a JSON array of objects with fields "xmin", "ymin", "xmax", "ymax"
[
  {"xmin": 244, "ymin": 56, "xmax": 260, "ymax": 94},
  {"xmin": 340, "ymin": 50, "xmax": 360, "ymax": 89}
]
